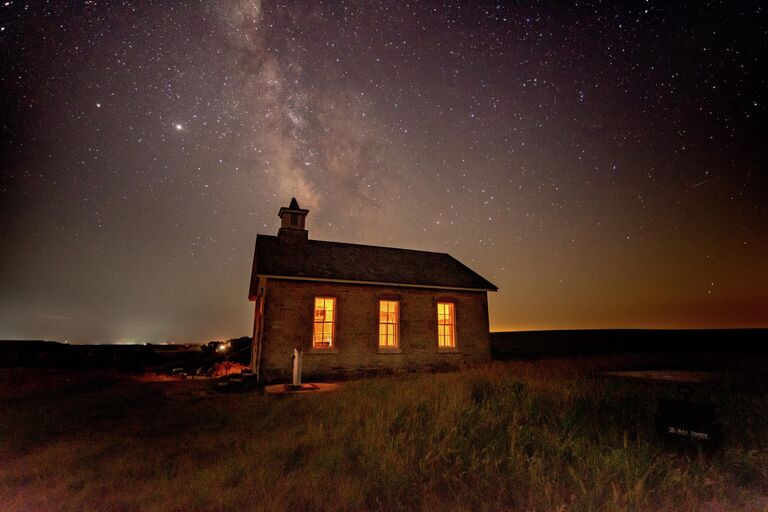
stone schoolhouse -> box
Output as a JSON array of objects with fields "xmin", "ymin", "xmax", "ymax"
[{"xmin": 248, "ymin": 199, "xmax": 498, "ymax": 382}]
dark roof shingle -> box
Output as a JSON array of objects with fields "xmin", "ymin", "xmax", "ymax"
[{"xmin": 249, "ymin": 235, "xmax": 497, "ymax": 297}]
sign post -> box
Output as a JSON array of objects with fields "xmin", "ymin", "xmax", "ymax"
[{"xmin": 292, "ymin": 348, "xmax": 302, "ymax": 386}]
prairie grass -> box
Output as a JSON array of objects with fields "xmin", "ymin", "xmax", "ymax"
[{"xmin": 1, "ymin": 356, "xmax": 767, "ymax": 511}]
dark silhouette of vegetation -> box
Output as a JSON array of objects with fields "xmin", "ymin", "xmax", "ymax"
[
  {"xmin": 1, "ymin": 355, "xmax": 767, "ymax": 511},
  {"xmin": 0, "ymin": 337, "xmax": 252, "ymax": 376}
]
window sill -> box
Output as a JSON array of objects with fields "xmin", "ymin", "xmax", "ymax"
[
  {"xmin": 377, "ymin": 347, "xmax": 402, "ymax": 354},
  {"xmin": 437, "ymin": 347, "xmax": 459, "ymax": 354},
  {"xmin": 307, "ymin": 348, "xmax": 339, "ymax": 355}
]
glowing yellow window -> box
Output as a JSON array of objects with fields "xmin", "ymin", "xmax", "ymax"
[
  {"xmin": 437, "ymin": 302, "xmax": 456, "ymax": 348},
  {"xmin": 378, "ymin": 300, "xmax": 399, "ymax": 348},
  {"xmin": 313, "ymin": 297, "xmax": 336, "ymax": 348}
]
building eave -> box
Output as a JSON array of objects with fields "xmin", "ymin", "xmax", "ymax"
[{"xmin": 257, "ymin": 274, "xmax": 497, "ymax": 292}]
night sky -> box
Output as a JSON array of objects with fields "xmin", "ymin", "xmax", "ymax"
[{"xmin": 1, "ymin": 1, "xmax": 766, "ymax": 343}]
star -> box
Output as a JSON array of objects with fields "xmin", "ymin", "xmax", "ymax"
[{"xmin": 0, "ymin": 0, "xmax": 765, "ymax": 342}]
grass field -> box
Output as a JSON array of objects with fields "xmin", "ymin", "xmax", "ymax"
[{"xmin": 1, "ymin": 356, "xmax": 767, "ymax": 511}]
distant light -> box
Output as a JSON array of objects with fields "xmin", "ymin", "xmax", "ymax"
[
  {"xmin": 96, "ymin": 103, "xmax": 102, "ymax": 108},
  {"xmin": 175, "ymin": 123, "xmax": 183, "ymax": 131}
]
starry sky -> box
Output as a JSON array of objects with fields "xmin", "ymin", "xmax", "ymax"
[{"xmin": 1, "ymin": 1, "xmax": 766, "ymax": 343}]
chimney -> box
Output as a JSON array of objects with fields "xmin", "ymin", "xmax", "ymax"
[{"xmin": 277, "ymin": 197, "xmax": 309, "ymax": 241}]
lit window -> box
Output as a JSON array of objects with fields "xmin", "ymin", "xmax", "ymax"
[
  {"xmin": 378, "ymin": 300, "xmax": 399, "ymax": 348},
  {"xmin": 437, "ymin": 302, "xmax": 456, "ymax": 348},
  {"xmin": 313, "ymin": 297, "xmax": 335, "ymax": 348}
]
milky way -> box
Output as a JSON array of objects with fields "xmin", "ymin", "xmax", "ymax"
[{"xmin": 1, "ymin": 1, "xmax": 766, "ymax": 342}]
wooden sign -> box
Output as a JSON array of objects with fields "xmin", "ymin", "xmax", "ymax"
[{"xmin": 655, "ymin": 397, "xmax": 724, "ymax": 453}]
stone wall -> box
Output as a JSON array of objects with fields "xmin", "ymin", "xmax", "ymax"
[{"xmin": 258, "ymin": 278, "xmax": 491, "ymax": 382}]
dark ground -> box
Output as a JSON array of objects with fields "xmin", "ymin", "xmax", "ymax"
[{"xmin": 491, "ymin": 329, "xmax": 767, "ymax": 364}]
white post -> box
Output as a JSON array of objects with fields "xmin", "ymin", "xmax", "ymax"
[{"xmin": 292, "ymin": 348, "xmax": 302, "ymax": 386}]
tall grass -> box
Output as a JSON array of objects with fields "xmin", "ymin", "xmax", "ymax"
[{"xmin": 1, "ymin": 357, "xmax": 767, "ymax": 511}]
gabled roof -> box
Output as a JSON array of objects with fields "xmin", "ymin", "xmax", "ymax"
[{"xmin": 249, "ymin": 235, "xmax": 498, "ymax": 298}]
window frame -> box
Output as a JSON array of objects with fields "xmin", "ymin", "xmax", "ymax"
[
  {"xmin": 436, "ymin": 302, "xmax": 457, "ymax": 350},
  {"xmin": 378, "ymin": 300, "xmax": 400, "ymax": 350},
  {"xmin": 312, "ymin": 297, "xmax": 337, "ymax": 349}
]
